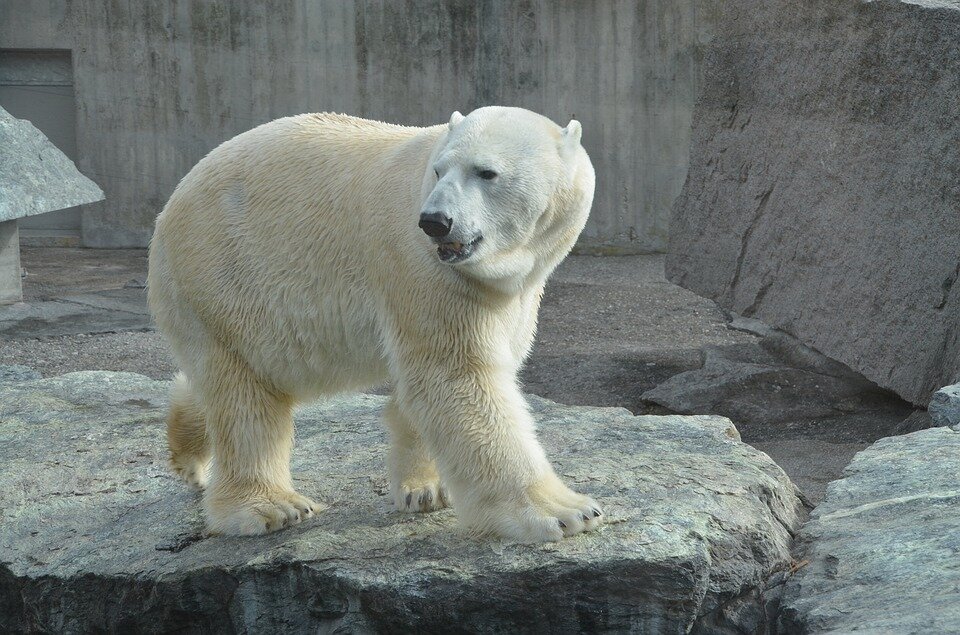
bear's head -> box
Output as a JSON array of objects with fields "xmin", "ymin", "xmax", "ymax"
[{"xmin": 419, "ymin": 106, "xmax": 595, "ymax": 294}]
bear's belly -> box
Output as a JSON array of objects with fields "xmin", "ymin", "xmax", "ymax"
[{"xmin": 233, "ymin": 290, "xmax": 390, "ymax": 401}]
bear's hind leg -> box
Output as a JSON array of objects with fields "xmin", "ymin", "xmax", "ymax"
[
  {"xmin": 167, "ymin": 372, "xmax": 210, "ymax": 489},
  {"xmin": 385, "ymin": 397, "xmax": 449, "ymax": 513},
  {"xmin": 199, "ymin": 349, "xmax": 324, "ymax": 535}
]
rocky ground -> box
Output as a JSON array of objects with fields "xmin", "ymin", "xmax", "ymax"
[
  {"xmin": 0, "ymin": 247, "xmax": 925, "ymax": 505},
  {"xmin": 2, "ymin": 247, "xmax": 954, "ymax": 633}
]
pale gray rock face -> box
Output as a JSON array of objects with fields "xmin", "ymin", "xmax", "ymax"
[
  {"xmin": 929, "ymin": 383, "xmax": 960, "ymax": 429},
  {"xmin": 778, "ymin": 427, "xmax": 960, "ymax": 633},
  {"xmin": 0, "ymin": 372, "xmax": 804, "ymax": 633},
  {"xmin": 0, "ymin": 106, "xmax": 104, "ymax": 222},
  {"xmin": 666, "ymin": 0, "xmax": 960, "ymax": 405}
]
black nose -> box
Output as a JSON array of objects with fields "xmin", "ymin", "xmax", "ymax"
[{"xmin": 418, "ymin": 212, "xmax": 453, "ymax": 238}]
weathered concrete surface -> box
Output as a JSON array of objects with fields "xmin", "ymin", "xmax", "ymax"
[
  {"xmin": 779, "ymin": 427, "xmax": 960, "ymax": 633},
  {"xmin": 0, "ymin": 1, "xmax": 716, "ymax": 251},
  {"xmin": 0, "ymin": 287, "xmax": 152, "ymax": 339},
  {"xmin": 0, "ymin": 220, "xmax": 20, "ymax": 305},
  {"xmin": 929, "ymin": 383, "xmax": 960, "ymax": 429},
  {"xmin": 0, "ymin": 371, "xmax": 803, "ymax": 633},
  {"xmin": 666, "ymin": 0, "xmax": 960, "ymax": 405}
]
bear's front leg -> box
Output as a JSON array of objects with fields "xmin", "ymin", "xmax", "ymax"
[
  {"xmin": 395, "ymin": 362, "xmax": 603, "ymax": 543},
  {"xmin": 384, "ymin": 397, "xmax": 449, "ymax": 512},
  {"xmin": 197, "ymin": 349, "xmax": 323, "ymax": 535}
]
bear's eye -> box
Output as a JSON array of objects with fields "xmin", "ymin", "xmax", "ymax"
[{"xmin": 477, "ymin": 169, "xmax": 498, "ymax": 181}]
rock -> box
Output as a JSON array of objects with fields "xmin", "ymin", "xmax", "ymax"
[
  {"xmin": 0, "ymin": 364, "xmax": 40, "ymax": 383},
  {"xmin": 0, "ymin": 372, "xmax": 804, "ymax": 633},
  {"xmin": 929, "ymin": 383, "xmax": 960, "ymax": 429},
  {"xmin": 666, "ymin": 0, "xmax": 960, "ymax": 405},
  {"xmin": 778, "ymin": 427, "xmax": 960, "ymax": 633},
  {"xmin": 0, "ymin": 106, "xmax": 104, "ymax": 222},
  {"xmin": 641, "ymin": 342, "xmax": 899, "ymax": 427},
  {"xmin": 641, "ymin": 338, "xmax": 916, "ymax": 504}
]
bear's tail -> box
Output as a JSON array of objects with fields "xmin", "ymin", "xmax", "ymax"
[{"xmin": 167, "ymin": 371, "xmax": 211, "ymax": 489}]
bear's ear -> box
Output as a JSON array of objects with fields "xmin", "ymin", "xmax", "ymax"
[
  {"xmin": 562, "ymin": 120, "xmax": 582, "ymax": 147},
  {"xmin": 449, "ymin": 111, "xmax": 465, "ymax": 129}
]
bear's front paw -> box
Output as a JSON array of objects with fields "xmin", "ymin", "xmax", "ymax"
[
  {"xmin": 393, "ymin": 480, "xmax": 450, "ymax": 513},
  {"xmin": 477, "ymin": 475, "xmax": 603, "ymax": 543},
  {"xmin": 204, "ymin": 488, "xmax": 327, "ymax": 535}
]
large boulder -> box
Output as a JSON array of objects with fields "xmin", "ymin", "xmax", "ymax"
[
  {"xmin": 0, "ymin": 372, "xmax": 804, "ymax": 633},
  {"xmin": 778, "ymin": 427, "xmax": 960, "ymax": 632},
  {"xmin": 666, "ymin": 0, "xmax": 960, "ymax": 405}
]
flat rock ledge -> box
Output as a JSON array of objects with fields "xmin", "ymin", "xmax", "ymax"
[
  {"xmin": 0, "ymin": 372, "xmax": 804, "ymax": 634},
  {"xmin": 779, "ymin": 427, "xmax": 960, "ymax": 633}
]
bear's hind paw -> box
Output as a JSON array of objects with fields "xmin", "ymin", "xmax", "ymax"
[{"xmin": 170, "ymin": 456, "xmax": 209, "ymax": 490}]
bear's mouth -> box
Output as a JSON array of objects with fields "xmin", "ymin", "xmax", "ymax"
[{"xmin": 436, "ymin": 236, "xmax": 483, "ymax": 263}]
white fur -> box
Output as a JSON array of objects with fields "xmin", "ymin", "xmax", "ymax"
[{"xmin": 148, "ymin": 106, "xmax": 599, "ymax": 542}]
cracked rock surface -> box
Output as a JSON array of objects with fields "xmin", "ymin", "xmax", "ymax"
[
  {"xmin": 667, "ymin": 0, "xmax": 960, "ymax": 405},
  {"xmin": 0, "ymin": 371, "xmax": 803, "ymax": 633},
  {"xmin": 778, "ymin": 427, "xmax": 960, "ymax": 633}
]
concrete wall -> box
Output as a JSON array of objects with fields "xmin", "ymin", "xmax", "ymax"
[{"xmin": 0, "ymin": 0, "xmax": 714, "ymax": 251}]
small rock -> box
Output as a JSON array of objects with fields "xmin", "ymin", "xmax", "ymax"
[{"xmin": 929, "ymin": 383, "xmax": 960, "ymax": 429}]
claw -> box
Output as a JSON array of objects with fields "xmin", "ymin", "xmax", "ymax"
[
  {"xmin": 592, "ymin": 508, "xmax": 601, "ymax": 518},
  {"xmin": 558, "ymin": 520, "xmax": 567, "ymax": 529}
]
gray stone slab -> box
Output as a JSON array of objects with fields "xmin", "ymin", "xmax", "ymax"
[
  {"xmin": 0, "ymin": 106, "xmax": 103, "ymax": 222},
  {"xmin": 778, "ymin": 427, "xmax": 960, "ymax": 633},
  {"xmin": 666, "ymin": 0, "xmax": 960, "ymax": 405},
  {"xmin": 0, "ymin": 295, "xmax": 153, "ymax": 339},
  {"xmin": 0, "ymin": 371, "xmax": 804, "ymax": 633}
]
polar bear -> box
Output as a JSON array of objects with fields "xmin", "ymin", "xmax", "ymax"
[{"xmin": 147, "ymin": 106, "xmax": 600, "ymax": 542}]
